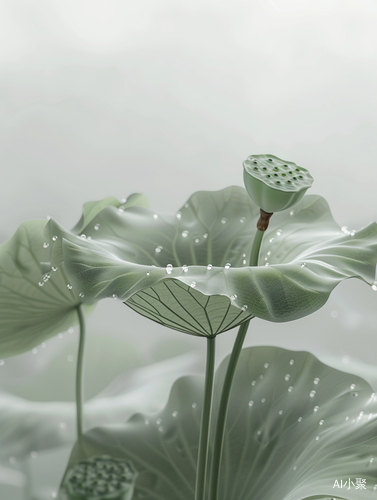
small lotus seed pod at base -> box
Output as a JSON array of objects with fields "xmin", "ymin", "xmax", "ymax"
[
  {"xmin": 64, "ymin": 455, "xmax": 137, "ymax": 500},
  {"xmin": 243, "ymin": 154, "xmax": 314, "ymax": 213}
]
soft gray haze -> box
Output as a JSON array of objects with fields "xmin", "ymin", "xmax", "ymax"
[{"xmin": 1, "ymin": 2, "xmax": 377, "ymax": 496}]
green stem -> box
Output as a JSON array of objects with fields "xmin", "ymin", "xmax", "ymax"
[
  {"xmin": 76, "ymin": 305, "xmax": 86, "ymax": 441},
  {"xmin": 195, "ymin": 336, "xmax": 216, "ymax": 500},
  {"xmin": 208, "ymin": 228, "xmax": 265, "ymax": 500}
]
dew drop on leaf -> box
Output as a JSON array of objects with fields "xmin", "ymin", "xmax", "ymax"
[
  {"xmin": 207, "ymin": 264, "xmax": 213, "ymax": 270},
  {"xmin": 190, "ymin": 282, "xmax": 196, "ymax": 288},
  {"xmin": 182, "ymin": 230, "xmax": 189, "ymax": 238},
  {"xmin": 155, "ymin": 246, "xmax": 163, "ymax": 253},
  {"xmin": 0, "ymin": 360, "xmax": 5, "ymax": 366},
  {"xmin": 350, "ymin": 384, "xmax": 356, "ymax": 390},
  {"xmin": 221, "ymin": 218, "xmax": 227, "ymax": 224},
  {"xmin": 195, "ymin": 238, "xmax": 200, "ymax": 243},
  {"xmin": 264, "ymin": 363, "xmax": 269, "ymax": 368},
  {"xmin": 52, "ymin": 236, "xmax": 58, "ymax": 241},
  {"xmin": 51, "ymin": 266, "xmax": 57, "ymax": 272},
  {"xmin": 242, "ymin": 305, "xmax": 248, "ymax": 311},
  {"xmin": 224, "ymin": 263, "xmax": 231, "ymax": 269},
  {"xmin": 314, "ymin": 406, "xmax": 319, "ymax": 412},
  {"xmin": 67, "ymin": 284, "xmax": 73, "ymax": 290},
  {"xmin": 310, "ymin": 390, "xmax": 316, "ymax": 398},
  {"xmin": 285, "ymin": 374, "xmax": 290, "ymax": 381},
  {"xmin": 288, "ymin": 386, "xmax": 293, "ymax": 392},
  {"xmin": 314, "ymin": 378, "xmax": 320, "ymax": 384},
  {"xmin": 43, "ymin": 242, "xmax": 49, "ymax": 248},
  {"xmin": 192, "ymin": 403, "xmax": 197, "ymax": 408},
  {"xmin": 172, "ymin": 411, "xmax": 178, "ymax": 417},
  {"xmin": 166, "ymin": 264, "xmax": 173, "ymax": 274},
  {"xmin": 182, "ymin": 265, "xmax": 188, "ymax": 272},
  {"xmin": 261, "ymin": 398, "xmax": 266, "ymax": 403},
  {"xmin": 248, "ymin": 401, "xmax": 254, "ymax": 407},
  {"xmin": 319, "ymin": 420, "xmax": 324, "ymax": 425},
  {"xmin": 153, "ymin": 214, "xmax": 158, "ymax": 219},
  {"xmin": 298, "ymin": 417, "xmax": 302, "ymax": 422},
  {"xmin": 289, "ymin": 359, "xmax": 294, "ymax": 365},
  {"xmin": 94, "ymin": 224, "xmax": 100, "ymax": 230},
  {"xmin": 112, "ymin": 294, "xmax": 118, "ymax": 300}
]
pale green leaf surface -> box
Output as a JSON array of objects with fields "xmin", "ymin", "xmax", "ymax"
[
  {"xmin": 72, "ymin": 193, "xmax": 149, "ymax": 235},
  {"xmin": 45, "ymin": 187, "xmax": 377, "ymax": 334},
  {"xmin": 59, "ymin": 346, "xmax": 377, "ymax": 499},
  {"xmin": 0, "ymin": 220, "xmax": 94, "ymax": 358}
]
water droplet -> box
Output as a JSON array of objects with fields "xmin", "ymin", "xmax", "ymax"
[
  {"xmin": 315, "ymin": 436, "xmax": 319, "ymax": 441},
  {"xmin": 68, "ymin": 327, "xmax": 74, "ymax": 334},
  {"xmin": 223, "ymin": 263, "xmax": 231, "ymax": 270},
  {"xmin": 242, "ymin": 305, "xmax": 248, "ymax": 311},
  {"xmin": 372, "ymin": 282, "xmax": 377, "ymax": 291},
  {"xmin": 51, "ymin": 266, "xmax": 57, "ymax": 272},
  {"xmin": 153, "ymin": 214, "xmax": 158, "ymax": 219},
  {"xmin": 118, "ymin": 206, "xmax": 125, "ymax": 213},
  {"xmin": 301, "ymin": 262, "xmax": 306, "ymax": 268},
  {"xmin": 230, "ymin": 294, "xmax": 237, "ymax": 300},
  {"xmin": 207, "ymin": 264, "xmax": 213, "ymax": 270},
  {"xmin": 276, "ymin": 230, "xmax": 282, "ymax": 236},
  {"xmin": 374, "ymin": 484, "xmax": 377, "ymax": 491},
  {"xmin": 166, "ymin": 264, "xmax": 173, "ymax": 274},
  {"xmin": 243, "ymin": 259, "xmax": 247, "ymax": 265},
  {"xmin": 298, "ymin": 417, "xmax": 302, "ymax": 422},
  {"xmin": 288, "ymin": 386, "xmax": 293, "ymax": 392},
  {"xmin": 267, "ymin": 251, "xmax": 271, "ymax": 256},
  {"xmin": 67, "ymin": 355, "xmax": 74, "ymax": 362},
  {"xmin": 182, "ymin": 265, "xmax": 189, "ymax": 272},
  {"xmin": 79, "ymin": 292, "xmax": 85, "ymax": 298},
  {"xmin": 319, "ymin": 419, "xmax": 324, "ymax": 425},
  {"xmin": 190, "ymin": 282, "xmax": 196, "ymax": 288},
  {"xmin": 265, "ymin": 263, "xmax": 269, "ymax": 266},
  {"xmin": 251, "ymin": 380, "xmax": 256, "ymax": 386},
  {"xmin": 0, "ymin": 360, "xmax": 4, "ymax": 366},
  {"xmin": 203, "ymin": 233, "xmax": 208, "ymax": 238},
  {"xmin": 112, "ymin": 294, "xmax": 118, "ymax": 300},
  {"xmin": 94, "ymin": 224, "xmax": 100, "ymax": 230},
  {"xmin": 310, "ymin": 390, "xmax": 316, "ymax": 398},
  {"xmin": 350, "ymin": 230, "xmax": 356, "ymax": 236},
  {"xmin": 240, "ymin": 217, "xmax": 245, "ymax": 223},
  {"xmin": 221, "ymin": 218, "xmax": 227, "ymax": 224},
  {"xmin": 43, "ymin": 242, "xmax": 49, "ymax": 248},
  {"xmin": 67, "ymin": 284, "xmax": 72, "ymax": 290},
  {"xmin": 30, "ymin": 451, "xmax": 38, "ymax": 459},
  {"xmin": 293, "ymin": 465, "xmax": 297, "ymax": 470},
  {"xmin": 289, "ymin": 359, "xmax": 294, "ymax": 365},
  {"xmin": 159, "ymin": 426, "xmax": 164, "ymax": 432},
  {"xmin": 359, "ymin": 411, "xmax": 364, "ymax": 417},
  {"xmin": 350, "ymin": 384, "xmax": 356, "ymax": 390},
  {"xmin": 264, "ymin": 363, "xmax": 269, "ymax": 368},
  {"xmin": 185, "ymin": 203, "xmax": 189, "ymax": 208},
  {"xmin": 352, "ymin": 392, "xmax": 359, "ymax": 397},
  {"xmin": 172, "ymin": 411, "xmax": 178, "ymax": 417},
  {"xmin": 341, "ymin": 226, "xmax": 348, "ymax": 233},
  {"xmin": 156, "ymin": 418, "xmax": 162, "ymax": 425},
  {"xmin": 265, "ymin": 257, "xmax": 268, "ymax": 261},
  {"xmin": 176, "ymin": 212, "xmax": 182, "ymax": 219},
  {"xmin": 52, "ymin": 236, "xmax": 58, "ymax": 242},
  {"xmin": 80, "ymin": 234, "xmax": 86, "ymax": 239},
  {"xmin": 284, "ymin": 374, "xmax": 290, "ymax": 381},
  {"xmin": 121, "ymin": 197, "xmax": 127, "ymax": 204},
  {"xmin": 248, "ymin": 400, "xmax": 254, "ymax": 407},
  {"xmin": 155, "ymin": 246, "xmax": 163, "ymax": 253},
  {"xmin": 269, "ymin": 238, "xmax": 274, "ymax": 243},
  {"xmin": 182, "ymin": 230, "xmax": 189, "ymax": 238},
  {"xmin": 278, "ymin": 410, "xmax": 283, "ymax": 415},
  {"xmin": 38, "ymin": 282, "xmax": 44, "ymax": 287},
  {"xmin": 314, "ymin": 406, "xmax": 319, "ymax": 412},
  {"xmin": 32, "ymin": 348, "xmax": 38, "ymax": 354},
  {"xmin": 146, "ymin": 271, "xmax": 150, "ymax": 276},
  {"xmin": 369, "ymin": 457, "xmax": 374, "ymax": 463},
  {"xmin": 58, "ymin": 333, "xmax": 63, "ymax": 339},
  {"xmin": 314, "ymin": 378, "xmax": 320, "ymax": 384},
  {"xmin": 192, "ymin": 403, "xmax": 197, "ymax": 408},
  {"xmin": 289, "ymin": 210, "xmax": 295, "ymax": 216},
  {"xmin": 51, "ymin": 492, "xmax": 57, "ymax": 499},
  {"xmin": 261, "ymin": 398, "xmax": 266, "ymax": 403},
  {"xmin": 195, "ymin": 238, "xmax": 200, "ymax": 243}
]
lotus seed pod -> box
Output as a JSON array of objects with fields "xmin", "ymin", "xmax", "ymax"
[
  {"xmin": 243, "ymin": 154, "xmax": 314, "ymax": 213},
  {"xmin": 64, "ymin": 455, "xmax": 137, "ymax": 500}
]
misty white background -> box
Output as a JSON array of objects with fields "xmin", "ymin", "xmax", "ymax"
[{"xmin": 1, "ymin": 0, "xmax": 377, "ymax": 496}]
